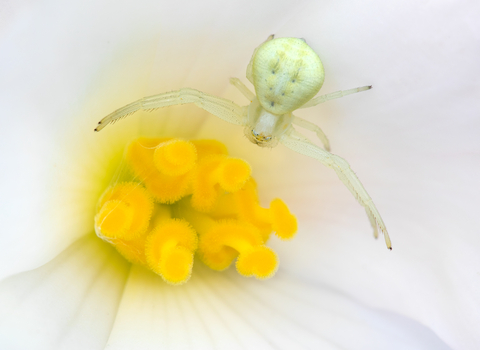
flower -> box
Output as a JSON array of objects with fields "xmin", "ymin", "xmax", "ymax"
[{"xmin": 0, "ymin": 0, "xmax": 478, "ymax": 349}]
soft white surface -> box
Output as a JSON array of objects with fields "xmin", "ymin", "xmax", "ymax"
[
  {"xmin": 104, "ymin": 264, "xmax": 449, "ymax": 350},
  {"xmin": 0, "ymin": 244, "xmax": 449, "ymax": 350},
  {"xmin": 0, "ymin": 0, "xmax": 478, "ymax": 349},
  {"xmin": 0, "ymin": 235, "xmax": 130, "ymax": 350}
]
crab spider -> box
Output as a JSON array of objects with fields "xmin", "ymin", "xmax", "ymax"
[{"xmin": 95, "ymin": 35, "xmax": 392, "ymax": 250}]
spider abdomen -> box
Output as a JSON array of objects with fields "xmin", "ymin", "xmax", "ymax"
[{"xmin": 252, "ymin": 37, "xmax": 325, "ymax": 115}]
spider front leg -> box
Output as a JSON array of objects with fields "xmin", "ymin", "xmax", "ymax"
[
  {"xmin": 292, "ymin": 115, "xmax": 331, "ymax": 151},
  {"xmin": 280, "ymin": 128, "xmax": 392, "ymax": 249},
  {"xmin": 229, "ymin": 77, "xmax": 255, "ymax": 101},
  {"xmin": 95, "ymin": 88, "xmax": 247, "ymax": 131},
  {"xmin": 299, "ymin": 85, "xmax": 372, "ymax": 109}
]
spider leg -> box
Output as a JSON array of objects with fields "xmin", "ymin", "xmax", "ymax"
[
  {"xmin": 95, "ymin": 88, "xmax": 247, "ymax": 131},
  {"xmin": 292, "ymin": 115, "xmax": 331, "ymax": 151},
  {"xmin": 299, "ymin": 85, "xmax": 372, "ymax": 109},
  {"xmin": 229, "ymin": 77, "xmax": 255, "ymax": 101},
  {"xmin": 280, "ymin": 128, "xmax": 391, "ymax": 249}
]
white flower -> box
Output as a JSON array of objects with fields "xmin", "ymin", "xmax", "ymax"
[{"xmin": 0, "ymin": 1, "xmax": 478, "ymax": 349}]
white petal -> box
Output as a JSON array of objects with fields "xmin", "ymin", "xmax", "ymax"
[
  {"xmin": 105, "ymin": 265, "xmax": 449, "ymax": 350},
  {"xmin": 0, "ymin": 235, "xmax": 130, "ymax": 350}
]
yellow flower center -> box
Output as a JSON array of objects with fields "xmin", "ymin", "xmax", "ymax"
[{"xmin": 94, "ymin": 137, "xmax": 297, "ymax": 285}]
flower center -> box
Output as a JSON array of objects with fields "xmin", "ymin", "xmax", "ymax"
[{"xmin": 94, "ymin": 137, "xmax": 297, "ymax": 285}]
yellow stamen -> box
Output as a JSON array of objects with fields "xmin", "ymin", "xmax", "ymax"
[
  {"xmin": 149, "ymin": 203, "xmax": 173, "ymax": 229},
  {"xmin": 236, "ymin": 245, "xmax": 278, "ymax": 279},
  {"xmin": 270, "ymin": 198, "xmax": 298, "ymax": 240},
  {"xmin": 153, "ymin": 139, "xmax": 197, "ymax": 176},
  {"xmin": 217, "ymin": 157, "xmax": 252, "ymax": 193},
  {"xmin": 95, "ymin": 200, "xmax": 133, "ymax": 239},
  {"xmin": 191, "ymin": 155, "xmax": 251, "ymax": 211},
  {"xmin": 95, "ymin": 137, "xmax": 296, "ymax": 283},
  {"xmin": 126, "ymin": 138, "xmax": 193, "ymax": 203},
  {"xmin": 177, "ymin": 199, "xmax": 277, "ymax": 279},
  {"xmin": 203, "ymin": 220, "xmax": 277, "ymax": 279},
  {"xmin": 145, "ymin": 219, "xmax": 197, "ymax": 285},
  {"xmin": 113, "ymin": 236, "xmax": 148, "ymax": 265},
  {"xmin": 95, "ymin": 182, "xmax": 153, "ymax": 240},
  {"xmin": 209, "ymin": 178, "xmax": 297, "ymax": 241},
  {"xmin": 113, "ymin": 204, "xmax": 172, "ymax": 266},
  {"xmin": 191, "ymin": 139, "xmax": 228, "ymax": 159}
]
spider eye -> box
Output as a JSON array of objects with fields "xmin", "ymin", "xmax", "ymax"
[
  {"xmin": 252, "ymin": 130, "xmax": 272, "ymax": 142},
  {"xmin": 244, "ymin": 127, "xmax": 278, "ymax": 148}
]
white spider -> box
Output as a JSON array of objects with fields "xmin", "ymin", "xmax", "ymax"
[{"xmin": 95, "ymin": 35, "xmax": 392, "ymax": 250}]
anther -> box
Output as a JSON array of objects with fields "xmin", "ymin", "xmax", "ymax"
[
  {"xmin": 191, "ymin": 155, "xmax": 251, "ymax": 211},
  {"xmin": 154, "ymin": 139, "xmax": 197, "ymax": 176},
  {"xmin": 145, "ymin": 219, "xmax": 198, "ymax": 285},
  {"xmin": 95, "ymin": 182, "xmax": 153, "ymax": 240}
]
